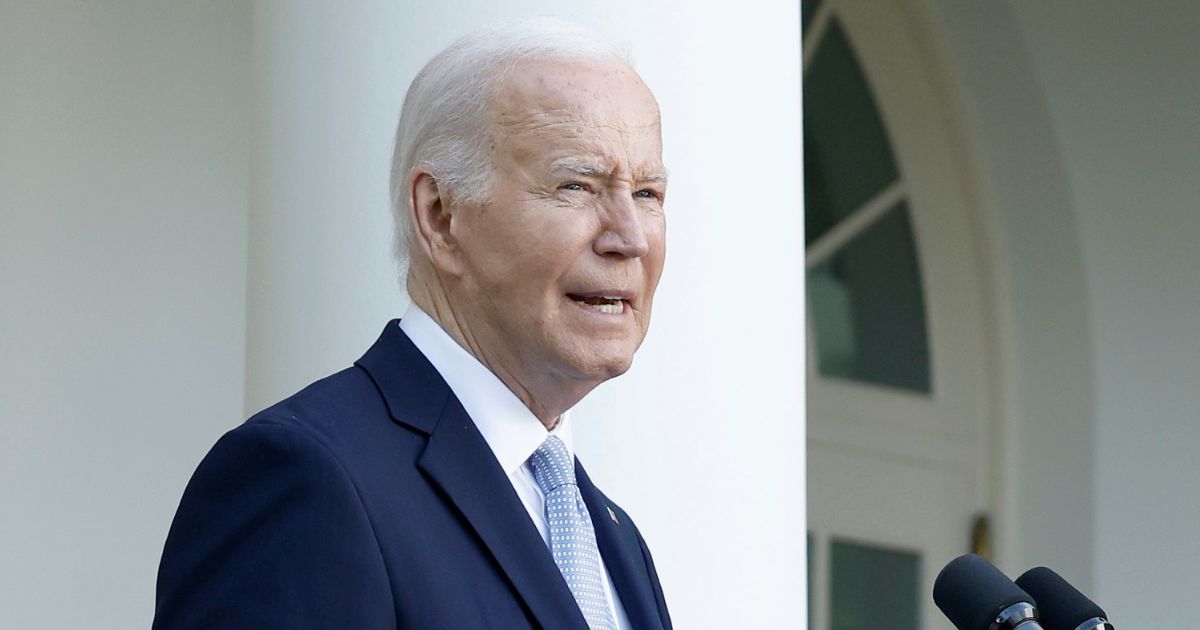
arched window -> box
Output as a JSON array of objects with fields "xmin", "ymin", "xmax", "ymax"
[
  {"xmin": 803, "ymin": 2, "xmax": 999, "ymax": 629},
  {"xmin": 805, "ymin": 15, "xmax": 930, "ymax": 393}
]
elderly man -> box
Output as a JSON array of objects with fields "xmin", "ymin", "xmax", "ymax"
[{"xmin": 153, "ymin": 18, "xmax": 672, "ymax": 630}]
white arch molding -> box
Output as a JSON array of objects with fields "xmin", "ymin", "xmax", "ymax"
[
  {"xmin": 806, "ymin": 2, "xmax": 1099, "ymax": 628},
  {"xmin": 921, "ymin": 0, "xmax": 1098, "ymax": 591}
]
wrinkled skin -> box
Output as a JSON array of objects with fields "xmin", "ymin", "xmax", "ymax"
[{"xmin": 406, "ymin": 57, "xmax": 667, "ymax": 427}]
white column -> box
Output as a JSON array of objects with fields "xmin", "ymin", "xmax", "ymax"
[
  {"xmin": 248, "ymin": 1, "xmax": 807, "ymax": 627},
  {"xmin": 0, "ymin": 3, "xmax": 250, "ymax": 628}
]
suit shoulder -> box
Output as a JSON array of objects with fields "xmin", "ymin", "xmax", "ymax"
[
  {"xmin": 155, "ymin": 396, "xmax": 393, "ymax": 629},
  {"xmin": 245, "ymin": 365, "xmax": 389, "ymax": 444}
]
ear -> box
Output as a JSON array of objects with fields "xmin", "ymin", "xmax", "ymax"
[{"xmin": 408, "ymin": 166, "xmax": 464, "ymax": 276}]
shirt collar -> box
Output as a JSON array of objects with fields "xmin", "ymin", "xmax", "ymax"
[{"xmin": 398, "ymin": 303, "xmax": 574, "ymax": 476}]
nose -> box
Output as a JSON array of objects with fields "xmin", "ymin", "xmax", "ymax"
[{"xmin": 593, "ymin": 194, "xmax": 650, "ymax": 259}]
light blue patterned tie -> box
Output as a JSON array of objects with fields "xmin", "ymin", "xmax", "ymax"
[{"xmin": 529, "ymin": 436, "xmax": 618, "ymax": 630}]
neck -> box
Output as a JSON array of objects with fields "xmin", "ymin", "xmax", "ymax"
[{"xmin": 406, "ymin": 264, "xmax": 589, "ymax": 429}]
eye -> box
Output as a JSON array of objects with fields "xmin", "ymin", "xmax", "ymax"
[
  {"xmin": 559, "ymin": 182, "xmax": 588, "ymax": 192},
  {"xmin": 634, "ymin": 188, "xmax": 663, "ymax": 201}
]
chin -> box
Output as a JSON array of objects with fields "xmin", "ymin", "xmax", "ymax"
[{"xmin": 572, "ymin": 346, "xmax": 637, "ymax": 382}]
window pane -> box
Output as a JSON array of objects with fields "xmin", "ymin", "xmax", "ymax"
[
  {"xmin": 802, "ymin": 0, "xmax": 823, "ymax": 35},
  {"xmin": 809, "ymin": 202, "xmax": 930, "ymax": 392},
  {"xmin": 830, "ymin": 539, "xmax": 920, "ymax": 630},
  {"xmin": 804, "ymin": 20, "xmax": 900, "ymax": 245},
  {"xmin": 808, "ymin": 533, "xmax": 815, "ymax": 629}
]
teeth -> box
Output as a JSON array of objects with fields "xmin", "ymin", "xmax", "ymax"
[
  {"xmin": 594, "ymin": 301, "xmax": 623, "ymax": 314},
  {"xmin": 571, "ymin": 296, "xmax": 625, "ymax": 314}
]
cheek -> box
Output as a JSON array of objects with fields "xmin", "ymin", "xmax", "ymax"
[
  {"xmin": 645, "ymin": 220, "xmax": 668, "ymax": 282},
  {"xmin": 476, "ymin": 218, "xmax": 591, "ymax": 299},
  {"xmin": 513, "ymin": 212, "xmax": 595, "ymax": 265}
]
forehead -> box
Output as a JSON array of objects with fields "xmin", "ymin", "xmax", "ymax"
[{"xmin": 488, "ymin": 58, "xmax": 663, "ymax": 171}]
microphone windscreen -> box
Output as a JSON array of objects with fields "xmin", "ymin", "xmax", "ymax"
[
  {"xmin": 1015, "ymin": 566, "xmax": 1107, "ymax": 630},
  {"xmin": 934, "ymin": 554, "xmax": 1034, "ymax": 630}
]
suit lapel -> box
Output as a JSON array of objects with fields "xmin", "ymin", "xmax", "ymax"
[
  {"xmin": 577, "ymin": 461, "xmax": 666, "ymax": 630},
  {"xmin": 418, "ymin": 399, "xmax": 588, "ymax": 630},
  {"xmin": 357, "ymin": 322, "xmax": 588, "ymax": 630}
]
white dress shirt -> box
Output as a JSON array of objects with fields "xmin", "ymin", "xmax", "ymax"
[{"xmin": 399, "ymin": 303, "xmax": 629, "ymax": 629}]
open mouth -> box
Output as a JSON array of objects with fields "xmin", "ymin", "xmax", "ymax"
[{"xmin": 567, "ymin": 293, "xmax": 628, "ymax": 315}]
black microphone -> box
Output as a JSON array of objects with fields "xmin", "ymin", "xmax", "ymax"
[
  {"xmin": 934, "ymin": 554, "xmax": 1044, "ymax": 629},
  {"xmin": 1015, "ymin": 567, "xmax": 1114, "ymax": 630}
]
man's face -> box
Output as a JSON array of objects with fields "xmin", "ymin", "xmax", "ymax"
[{"xmin": 449, "ymin": 58, "xmax": 667, "ymax": 389}]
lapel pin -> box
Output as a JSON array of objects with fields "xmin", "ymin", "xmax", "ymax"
[{"xmin": 607, "ymin": 506, "xmax": 619, "ymax": 525}]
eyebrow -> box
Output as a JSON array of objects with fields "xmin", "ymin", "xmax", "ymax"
[{"xmin": 550, "ymin": 157, "xmax": 670, "ymax": 184}]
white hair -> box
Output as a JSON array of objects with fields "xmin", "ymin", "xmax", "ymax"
[{"xmin": 388, "ymin": 17, "xmax": 631, "ymax": 285}]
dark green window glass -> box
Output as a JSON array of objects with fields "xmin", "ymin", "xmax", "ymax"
[
  {"xmin": 804, "ymin": 20, "xmax": 900, "ymax": 246},
  {"xmin": 808, "ymin": 533, "xmax": 815, "ymax": 629},
  {"xmin": 802, "ymin": 0, "xmax": 824, "ymax": 36},
  {"xmin": 830, "ymin": 539, "xmax": 920, "ymax": 630},
  {"xmin": 808, "ymin": 204, "xmax": 930, "ymax": 392}
]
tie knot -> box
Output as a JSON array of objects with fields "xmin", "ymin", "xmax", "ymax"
[{"xmin": 529, "ymin": 436, "xmax": 576, "ymax": 493}]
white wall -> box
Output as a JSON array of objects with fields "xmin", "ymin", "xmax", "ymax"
[
  {"xmin": 0, "ymin": 2, "xmax": 250, "ymax": 628},
  {"xmin": 247, "ymin": 1, "xmax": 807, "ymax": 627},
  {"xmin": 930, "ymin": 1, "xmax": 1200, "ymax": 626},
  {"xmin": 1007, "ymin": 3, "xmax": 1200, "ymax": 624}
]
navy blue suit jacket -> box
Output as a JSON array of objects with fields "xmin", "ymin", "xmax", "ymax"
[{"xmin": 153, "ymin": 321, "xmax": 672, "ymax": 629}]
